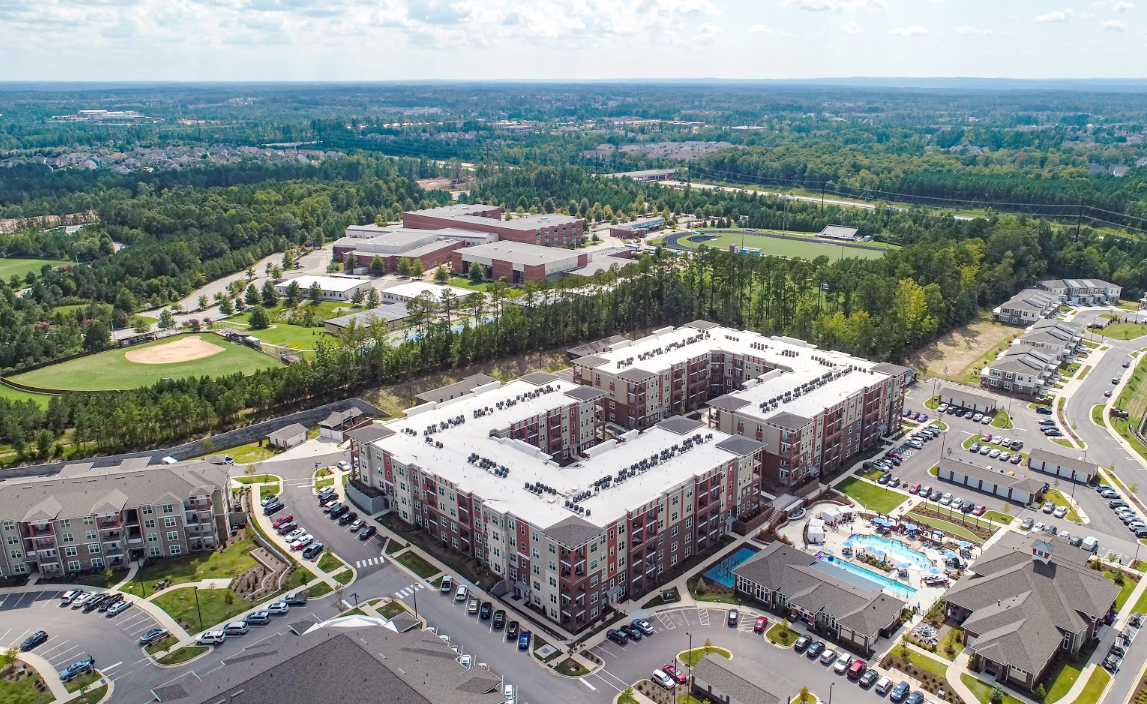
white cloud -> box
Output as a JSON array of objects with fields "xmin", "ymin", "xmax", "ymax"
[
  {"xmin": 1103, "ymin": 19, "xmax": 1127, "ymax": 29},
  {"xmin": 888, "ymin": 26, "xmax": 928, "ymax": 36},
  {"xmin": 840, "ymin": 20, "xmax": 863, "ymax": 34},
  {"xmin": 782, "ymin": 0, "xmax": 887, "ymax": 12},
  {"xmin": 750, "ymin": 24, "xmax": 793, "ymax": 36},
  {"xmin": 1092, "ymin": 0, "xmax": 1134, "ymax": 10},
  {"xmin": 953, "ymin": 24, "xmax": 993, "ymax": 35},
  {"xmin": 1034, "ymin": 9, "xmax": 1074, "ymax": 22}
]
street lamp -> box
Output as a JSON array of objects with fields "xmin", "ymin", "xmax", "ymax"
[
  {"xmin": 830, "ymin": 682, "xmax": 835, "ymax": 704},
  {"xmin": 193, "ymin": 586, "xmax": 204, "ymax": 632},
  {"xmin": 686, "ymin": 631, "xmax": 693, "ymax": 682}
]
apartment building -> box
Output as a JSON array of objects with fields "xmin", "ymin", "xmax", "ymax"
[
  {"xmin": 981, "ymin": 347, "xmax": 1060, "ymax": 396},
  {"xmin": 1036, "ymin": 279, "xmax": 1122, "ymax": 306},
  {"xmin": 350, "ymin": 371, "xmax": 766, "ymax": 633},
  {"xmin": 992, "ymin": 288, "xmax": 1060, "ymax": 325},
  {"xmin": 1015, "ymin": 321, "xmax": 1083, "ymax": 360},
  {"xmin": 570, "ymin": 321, "xmax": 912, "ymax": 490},
  {"xmin": 0, "ymin": 463, "xmax": 229, "ymax": 579}
]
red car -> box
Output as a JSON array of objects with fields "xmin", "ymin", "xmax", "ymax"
[
  {"xmin": 847, "ymin": 659, "xmax": 867, "ymax": 680},
  {"xmin": 753, "ymin": 615, "xmax": 768, "ymax": 633},
  {"xmin": 981, "ymin": 433, "xmax": 992, "ymax": 443},
  {"xmin": 272, "ymin": 514, "xmax": 294, "ymax": 528},
  {"xmin": 663, "ymin": 664, "xmax": 687, "ymax": 684},
  {"xmin": 972, "ymin": 505, "xmax": 986, "ymax": 516},
  {"xmin": 908, "ymin": 483, "xmax": 921, "ymax": 495}
]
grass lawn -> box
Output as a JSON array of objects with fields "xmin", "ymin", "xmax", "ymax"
[
  {"xmin": 77, "ymin": 684, "xmax": 107, "ymax": 704},
  {"xmin": 0, "ymin": 384, "xmax": 53, "ymax": 408},
  {"xmin": 641, "ymin": 586, "xmax": 680, "ymax": 609},
  {"xmin": 1078, "ymin": 365, "xmax": 1092, "ymax": 381},
  {"xmin": 555, "ymin": 658, "xmax": 591, "ymax": 677},
  {"xmin": 767, "ymin": 623, "xmax": 799, "ymax": 646},
  {"xmin": 990, "ymin": 409, "xmax": 1013, "ymax": 429},
  {"xmin": 152, "ymin": 586, "xmax": 252, "ymax": 631},
  {"xmin": 232, "ymin": 473, "xmax": 278, "ymax": 484},
  {"xmin": 680, "ymin": 646, "xmax": 732, "ymax": 667},
  {"xmin": 156, "ymin": 647, "xmax": 208, "ymax": 666},
  {"xmin": 230, "ymin": 310, "xmax": 336, "ymax": 350},
  {"xmin": 1092, "ymin": 405, "xmax": 1107, "ymax": 427},
  {"xmin": 836, "ymin": 476, "xmax": 906, "ymax": 514},
  {"xmin": 128, "ymin": 535, "xmax": 257, "ymax": 595},
  {"xmin": 904, "ymin": 648, "xmax": 948, "ymax": 677},
  {"xmin": 394, "ymin": 550, "xmax": 439, "ymax": 579},
  {"xmin": 144, "ymin": 635, "xmax": 179, "ymax": 655},
  {"xmin": 63, "ymin": 670, "xmax": 102, "ymax": 694},
  {"xmin": 983, "ymin": 510, "xmax": 1013, "ymax": 525},
  {"xmin": 907, "ymin": 511, "xmax": 983, "ymax": 543},
  {"xmin": 1103, "ymin": 571, "xmax": 1138, "ymax": 610},
  {"xmin": 1045, "ymin": 489, "xmax": 1083, "ymax": 523},
  {"xmin": 937, "ymin": 628, "xmax": 964, "ymax": 661},
  {"xmin": 0, "ymin": 257, "xmax": 69, "ymax": 279},
  {"xmin": 307, "ymin": 582, "xmax": 332, "ymax": 598},
  {"xmin": 1053, "ymin": 438, "xmax": 1075, "ymax": 448},
  {"xmin": 11, "ymin": 334, "xmax": 279, "ymax": 391},
  {"xmin": 1100, "ymin": 324, "xmax": 1147, "ymax": 340},
  {"xmin": 531, "ymin": 635, "xmax": 562, "ymax": 663},
  {"xmin": 334, "ymin": 570, "xmax": 353, "ymax": 585},
  {"xmin": 1130, "ymin": 582, "xmax": 1147, "ymax": 616},
  {"xmin": 1111, "ymin": 416, "xmax": 1147, "ymax": 462},
  {"xmin": 206, "ymin": 441, "xmax": 276, "ymax": 464},
  {"xmin": 318, "ymin": 551, "xmax": 345, "ymax": 573},
  {"xmin": 1045, "ymin": 660, "xmax": 1084, "ymax": 703},
  {"xmin": 0, "ymin": 654, "xmax": 55, "ymax": 704},
  {"xmin": 384, "ymin": 538, "xmax": 407, "ymax": 555},
  {"xmin": 378, "ymin": 600, "xmax": 408, "ymax": 619},
  {"xmin": 447, "ymin": 277, "xmax": 525, "ymax": 297},
  {"xmin": 679, "ymin": 230, "xmax": 887, "ymax": 260},
  {"xmin": 961, "ymin": 675, "xmax": 1025, "ymax": 704},
  {"xmin": 259, "ymin": 484, "xmax": 280, "ymax": 500},
  {"xmin": 1072, "ymin": 668, "xmax": 1111, "ymax": 704},
  {"xmin": 316, "ymin": 477, "xmax": 334, "ymax": 489}
]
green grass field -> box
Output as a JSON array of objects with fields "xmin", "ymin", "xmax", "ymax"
[
  {"xmin": 836, "ymin": 477, "xmax": 906, "ymax": 514},
  {"xmin": 0, "ymin": 384, "xmax": 53, "ymax": 407},
  {"xmin": 1100, "ymin": 323, "xmax": 1147, "ymax": 340},
  {"xmin": 229, "ymin": 311, "xmax": 336, "ymax": 350},
  {"xmin": 0, "ymin": 258, "xmax": 70, "ymax": 280},
  {"xmin": 11, "ymin": 334, "xmax": 280, "ymax": 391},
  {"xmin": 680, "ymin": 230, "xmax": 887, "ymax": 260}
]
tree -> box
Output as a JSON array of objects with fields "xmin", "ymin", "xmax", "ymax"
[
  {"xmin": 248, "ymin": 306, "xmax": 271, "ymax": 330},
  {"xmin": 799, "ymin": 686, "xmax": 811, "ymax": 704},
  {"xmin": 271, "ymin": 264, "xmax": 282, "ymax": 279},
  {"xmin": 344, "ymin": 252, "xmax": 358, "ymax": 272},
  {"xmin": 261, "ymin": 280, "xmax": 278, "ymax": 307},
  {"xmin": 244, "ymin": 284, "xmax": 259, "ymax": 306},
  {"xmin": 351, "ymin": 288, "xmax": 365, "ymax": 305},
  {"xmin": 309, "ymin": 281, "xmax": 322, "ymax": 303},
  {"xmin": 434, "ymin": 265, "xmax": 450, "ymax": 285},
  {"xmin": 219, "ymin": 296, "xmax": 234, "ymax": 315},
  {"xmin": 82, "ymin": 321, "xmax": 109, "ymax": 351},
  {"xmin": 158, "ymin": 309, "xmax": 176, "ymax": 330},
  {"xmin": 370, "ymin": 255, "xmax": 386, "ymax": 277},
  {"xmin": 246, "ymin": 267, "xmax": 256, "ymax": 281},
  {"xmin": 410, "ymin": 259, "xmax": 424, "ymax": 279},
  {"xmin": 198, "ymin": 294, "xmax": 209, "ymax": 311},
  {"xmin": 397, "ymin": 257, "xmax": 412, "ymax": 277},
  {"xmin": 468, "ymin": 261, "xmax": 484, "ymax": 283},
  {"xmin": 245, "ymin": 463, "xmax": 258, "ymax": 476},
  {"xmin": 285, "ymin": 280, "xmax": 301, "ymax": 304},
  {"xmin": 366, "ymin": 287, "xmax": 380, "ymax": 308},
  {"xmin": 132, "ymin": 317, "xmax": 151, "ymax": 334}
]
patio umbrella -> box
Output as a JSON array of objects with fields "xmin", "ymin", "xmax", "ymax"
[
  {"xmin": 959, "ymin": 540, "xmax": 972, "ymax": 549},
  {"xmin": 898, "ymin": 562, "xmax": 910, "ymax": 570},
  {"xmin": 929, "ymin": 567, "xmax": 942, "ymax": 574},
  {"xmin": 843, "ymin": 540, "xmax": 854, "ymax": 548},
  {"xmin": 874, "ymin": 549, "xmax": 887, "ymax": 557},
  {"xmin": 943, "ymin": 551, "xmax": 959, "ymax": 559}
]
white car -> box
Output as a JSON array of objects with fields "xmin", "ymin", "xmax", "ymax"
[
  {"xmin": 650, "ymin": 670, "xmax": 675, "ymax": 690},
  {"xmin": 267, "ymin": 601, "xmax": 290, "ymax": 615},
  {"xmin": 999, "ymin": 452, "xmax": 1011, "ymax": 462},
  {"xmin": 504, "ymin": 683, "xmax": 516, "ymax": 702},
  {"xmin": 937, "ymin": 403, "xmax": 948, "ymax": 412},
  {"xmin": 998, "ymin": 437, "xmax": 1011, "ymax": 446},
  {"xmin": 952, "ymin": 497, "xmax": 963, "ymax": 508},
  {"xmin": 988, "ymin": 449, "xmax": 1000, "ymax": 459},
  {"xmin": 820, "ymin": 648, "xmax": 838, "ymax": 665},
  {"xmin": 940, "ymin": 493, "xmax": 953, "ymax": 505},
  {"xmin": 196, "ymin": 630, "xmax": 226, "ymax": 645},
  {"xmin": 286, "ymin": 528, "xmax": 306, "ymax": 541},
  {"xmin": 833, "ymin": 653, "xmax": 852, "ymax": 674},
  {"xmin": 1053, "ymin": 505, "xmax": 1070, "ymax": 519},
  {"xmin": 972, "ymin": 413, "xmax": 984, "ymax": 422},
  {"xmin": 260, "ymin": 494, "xmax": 278, "ymax": 507},
  {"xmin": 459, "ymin": 654, "xmax": 473, "ymax": 669},
  {"xmin": 336, "ymin": 460, "xmax": 351, "ymax": 471},
  {"xmin": 290, "ymin": 534, "xmax": 314, "ymax": 550}
]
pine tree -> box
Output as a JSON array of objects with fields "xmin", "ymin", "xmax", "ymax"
[
  {"xmin": 261, "ymin": 280, "xmax": 278, "ymax": 307},
  {"xmin": 248, "ymin": 306, "xmax": 271, "ymax": 330},
  {"xmin": 244, "ymin": 284, "xmax": 259, "ymax": 306}
]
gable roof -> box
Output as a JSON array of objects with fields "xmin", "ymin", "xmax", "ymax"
[
  {"xmin": 268, "ymin": 423, "xmax": 308, "ymax": 443},
  {"xmin": 320, "ymin": 408, "xmax": 365, "ymax": 428},
  {"xmin": 692, "ymin": 653, "xmax": 795, "ymax": 704},
  {"xmin": 414, "ymin": 374, "xmax": 498, "ymax": 404},
  {"xmin": 542, "ymin": 515, "xmax": 602, "ymax": 549}
]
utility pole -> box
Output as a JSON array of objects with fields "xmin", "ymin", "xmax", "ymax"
[
  {"xmin": 1075, "ymin": 204, "xmax": 1083, "ymax": 241},
  {"xmin": 193, "ymin": 586, "xmax": 204, "ymax": 632}
]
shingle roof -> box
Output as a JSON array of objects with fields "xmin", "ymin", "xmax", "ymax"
[
  {"xmin": 617, "ymin": 367, "xmax": 656, "ymax": 383},
  {"xmin": 346, "ymin": 424, "xmax": 396, "ymax": 445},
  {"xmin": 707, "ymin": 394, "xmax": 750, "ymax": 412},
  {"xmin": 542, "ymin": 515, "xmax": 602, "ymax": 549},
  {"xmin": 767, "ymin": 411, "xmax": 813, "ymax": 430},
  {"xmin": 657, "ymin": 416, "xmax": 703, "ymax": 435},
  {"xmin": 692, "ymin": 653, "xmax": 795, "ymax": 704},
  {"xmin": 937, "ymin": 458, "xmax": 1046, "ymax": 495},
  {"xmin": 1027, "ymin": 448, "xmax": 1097, "ymax": 479},
  {"xmin": 945, "ymin": 533, "xmax": 1120, "ymax": 674},
  {"xmin": 520, "ymin": 371, "xmax": 559, "ymax": 386},
  {"xmin": 321, "ymin": 408, "xmax": 365, "ymax": 428},
  {"xmin": 572, "ymin": 355, "xmax": 608, "ymax": 369},
  {"xmin": 155, "ymin": 623, "xmax": 503, "ymax": 704},
  {"xmin": 415, "ymin": 374, "xmax": 498, "ymax": 404},
  {"xmin": 268, "ymin": 423, "xmax": 307, "ymax": 443},
  {"xmin": 716, "ymin": 436, "xmax": 766, "ymax": 456},
  {"xmin": 0, "ymin": 462, "xmax": 227, "ymax": 524},
  {"xmin": 567, "ymin": 335, "xmax": 627, "ymax": 358},
  {"xmin": 938, "ymin": 387, "xmax": 995, "ymax": 408}
]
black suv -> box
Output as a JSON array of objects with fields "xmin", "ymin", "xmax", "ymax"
[
  {"xmin": 793, "ymin": 635, "xmax": 812, "ymax": 653},
  {"xmin": 506, "ymin": 621, "xmax": 519, "ymax": 639},
  {"xmin": 806, "ymin": 641, "xmax": 825, "ymax": 659},
  {"xmin": 492, "ymin": 610, "xmax": 506, "ymax": 630},
  {"xmin": 478, "ymin": 602, "xmax": 492, "ymax": 620},
  {"xmin": 606, "ymin": 629, "xmax": 629, "ymax": 646},
  {"xmin": 338, "ymin": 511, "xmax": 358, "ymax": 526}
]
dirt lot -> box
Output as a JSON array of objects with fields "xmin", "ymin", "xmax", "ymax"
[
  {"xmin": 906, "ymin": 314, "xmax": 1019, "ymax": 382},
  {"xmin": 125, "ymin": 335, "xmax": 224, "ymax": 364},
  {"xmin": 362, "ymin": 347, "xmax": 570, "ymax": 417},
  {"xmin": 415, "ymin": 176, "xmax": 473, "ymax": 191}
]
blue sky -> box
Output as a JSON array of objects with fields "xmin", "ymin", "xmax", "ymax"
[{"xmin": 0, "ymin": 0, "xmax": 1142, "ymax": 81}]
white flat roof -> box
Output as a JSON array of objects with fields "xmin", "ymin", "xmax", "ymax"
[
  {"xmin": 278, "ymin": 275, "xmax": 366, "ymax": 292},
  {"xmin": 373, "ymin": 378, "xmax": 739, "ymax": 531},
  {"xmin": 382, "ymin": 281, "xmax": 477, "ymax": 301}
]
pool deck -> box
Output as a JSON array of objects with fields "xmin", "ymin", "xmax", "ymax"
[{"xmin": 780, "ymin": 502, "xmax": 955, "ymax": 612}]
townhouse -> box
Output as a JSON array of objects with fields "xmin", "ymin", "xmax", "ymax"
[
  {"xmin": 1016, "ymin": 321, "xmax": 1083, "ymax": 360},
  {"xmin": 980, "ymin": 347, "xmax": 1059, "ymax": 396},
  {"xmin": 569, "ymin": 321, "xmax": 912, "ymax": 491},
  {"xmin": 0, "ymin": 463, "xmax": 229, "ymax": 579},
  {"xmin": 1036, "ymin": 279, "xmax": 1122, "ymax": 306},
  {"xmin": 993, "ymin": 288, "xmax": 1060, "ymax": 325},
  {"xmin": 349, "ymin": 371, "xmax": 766, "ymax": 633}
]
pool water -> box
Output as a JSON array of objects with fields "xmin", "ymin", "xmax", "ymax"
[
  {"xmin": 820, "ymin": 556, "xmax": 918, "ymax": 600},
  {"xmin": 703, "ymin": 546, "xmax": 759, "ymax": 587},
  {"xmin": 848, "ymin": 534, "xmax": 932, "ymax": 569}
]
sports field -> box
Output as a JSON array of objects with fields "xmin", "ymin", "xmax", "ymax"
[
  {"xmin": 0, "ymin": 257, "xmax": 70, "ymax": 279},
  {"xmin": 675, "ymin": 230, "xmax": 887, "ymax": 260},
  {"xmin": 10, "ymin": 334, "xmax": 280, "ymax": 391},
  {"xmin": 0, "ymin": 383, "xmax": 53, "ymax": 407}
]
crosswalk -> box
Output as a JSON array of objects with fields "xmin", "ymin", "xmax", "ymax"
[
  {"xmin": 355, "ymin": 556, "xmax": 386, "ymax": 568},
  {"xmin": 394, "ymin": 583, "xmax": 425, "ymax": 599}
]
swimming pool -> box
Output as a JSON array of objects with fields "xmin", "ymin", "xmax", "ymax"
[
  {"xmin": 703, "ymin": 546, "xmax": 759, "ymax": 587},
  {"xmin": 818, "ymin": 556, "xmax": 918, "ymax": 600},
  {"xmin": 848, "ymin": 534, "xmax": 932, "ymax": 569}
]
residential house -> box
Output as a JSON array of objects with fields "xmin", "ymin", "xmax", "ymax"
[
  {"xmin": 691, "ymin": 653, "xmax": 796, "ymax": 704},
  {"xmin": 267, "ymin": 423, "xmax": 307, "ymax": 450},
  {"xmin": 935, "ymin": 458, "xmax": 1047, "ymax": 506},
  {"xmin": 1036, "ymin": 279, "xmax": 1122, "ymax": 306},
  {"xmin": 938, "ymin": 387, "xmax": 997, "ymax": 413},
  {"xmin": 1026, "ymin": 448, "xmax": 1097, "ymax": 484},
  {"xmin": 980, "ymin": 348, "xmax": 1058, "ymax": 396},
  {"xmin": 993, "ymin": 289, "xmax": 1060, "ymax": 325},
  {"xmin": 319, "ymin": 408, "xmax": 369, "ymax": 441}
]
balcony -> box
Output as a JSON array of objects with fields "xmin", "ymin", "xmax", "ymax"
[
  {"xmin": 26, "ymin": 524, "xmax": 54, "ymax": 538},
  {"xmin": 96, "ymin": 517, "xmax": 122, "ymax": 530}
]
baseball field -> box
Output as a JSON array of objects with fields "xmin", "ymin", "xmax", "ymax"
[
  {"xmin": 9, "ymin": 334, "xmax": 280, "ymax": 391},
  {"xmin": 674, "ymin": 230, "xmax": 888, "ymax": 260}
]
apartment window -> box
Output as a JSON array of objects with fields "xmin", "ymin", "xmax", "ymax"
[
  {"xmin": 548, "ymin": 543, "xmax": 556, "ymax": 554},
  {"xmin": 671, "ymin": 525, "xmax": 679, "ymax": 537},
  {"xmin": 590, "ymin": 575, "xmax": 599, "ymax": 587},
  {"xmin": 531, "ymin": 530, "xmax": 539, "ymax": 542},
  {"xmin": 144, "ymin": 519, "xmax": 156, "ymax": 529},
  {"xmin": 166, "ymin": 531, "xmax": 179, "ymax": 541},
  {"xmin": 85, "ymin": 530, "xmax": 97, "ymax": 540},
  {"xmin": 12, "ymin": 562, "xmax": 26, "ymax": 574},
  {"xmin": 532, "ymin": 548, "xmax": 540, "ymax": 559},
  {"xmin": 60, "ymin": 519, "xmax": 70, "ymax": 528},
  {"xmin": 549, "ymin": 576, "xmax": 557, "ymax": 588},
  {"xmin": 141, "ymin": 506, "xmax": 153, "ymax": 515},
  {"xmin": 532, "ymin": 565, "xmax": 540, "ymax": 576},
  {"xmin": 67, "ymin": 560, "xmax": 81, "ymax": 572},
  {"xmin": 169, "ymin": 545, "xmax": 182, "ymax": 555},
  {"xmin": 671, "ymin": 496, "xmax": 679, "ymax": 506},
  {"xmin": 2, "ymin": 521, "xmax": 13, "ymax": 530},
  {"xmin": 91, "ymin": 558, "xmax": 104, "ymax": 569},
  {"xmin": 452, "ymin": 538, "xmax": 459, "ymax": 548},
  {"xmin": 65, "ymin": 546, "xmax": 78, "ymax": 557},
  {"xmin": 590, "ymin": 559, "xmax": 598, "ymax": 570},
  {"xmin": 148, "ymin": 546, "xmax": 161, "ymax": 557},
  {"xmin": 162, "ymin": 504, "xmax": 173, "ymax": 514},
  {"xmin": 146, "ymin": 533, "xmax": 158, "ymax": 543},
  {"xmin": 83, "ymin": 516, "xmax": 94, "ymax": 525},
  {"xmin": 61, "ymin": 532, "xmax": 73, "ymax": 543},
  {"xmin": 9, "ymin": 549, "xmax": 21, "ymax": 559},
  {"xmin": 87, "ymin": 543, "xmax": 100, "ymax": 554},
  {"xmin": 533, "ymin": 580, "xmax": 541, "ymax": 591},
  {"xmin": 549, "ymin": 594, "xmax": 557, "ymax": 604},
  {"xmin": 549, "ymin": 560, "xmax": 557, "ymax": 571},
  {"xmin": 5, "ymin": 536, "xmax": 16, "ymax": 545}
]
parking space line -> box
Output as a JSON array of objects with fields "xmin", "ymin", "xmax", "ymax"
[
  {"xmin": 579, "ymin": 678, "xmax": 597, "ymax": 690},
  {"xmin": 102, "ymin": 661, "xmax": 124, "ymax": 673},
  {"xmin": 7, "ymin": 629, "xmax": 30, "ymax": 647},
  {"xmin": 595, "ymin": 668, "xmax": 630, "ymax": 690},
  {"xmin": 697, "ymin": 608, "xmax": 709, "ymax": 626},
  {"xmin": 49, "ymin": 645, "xmax": 82, "ymax": 664},
  {"xmin": 38, "ymin": 639, "xmax": 73, "ymax": 656}
]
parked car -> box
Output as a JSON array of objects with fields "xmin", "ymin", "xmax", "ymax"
[
  {"xmin": 833, "ymin": 653, "xmax": 852, "ymax": 674},
  {"xmin": 260, "ymin": 494, "xmax": 279, "ymax": 507},
  {"xmin": 1037, "ymin": 406, "xmax": 1053, "ymax": 414},
  {"xmin": 1053, "ymin": 506, "xmax": 1070, "ymax": 519},
  {"xmin": 272, "ymin": 514, "xmax": 294, "ymax": 528},
  {"xmin": 284, "ymin": 592, "xmax": 308, "ymax": 606},
  {"xmin": 506, "ymin": 621, "xmax": 519, "ymax": 639},
  {"xmin": 909, "ymin": 483, "xmax": 922, "ymax": 495},
  {"xmin": 20, "ymin": 631, "xmax": 48, "ymax": 651},
  {"xmin": 967, "ymin": 442, "xmax": 980, "ymax": 452},
  {"xmin": 1010, "ymin": 454, "xmax": 1023, "ymax": 464},
  {"xmin": 848, "ymin": 660, "xmax": 868, "ymax": 681},
  {"xmin": 289, "ymin": 534, "xmax": 314, "ymax": 550},
  {"xmin": 806, "ymin": 641, "xmax": 825, "ymax": 659},
  {"xmin": 338, "ymin": 511, "xmax": 358, "ymax": 526},
  {"xmin": 59, "ymin": 656, "xmax": 95, "ymax": 681},
  {"xmin": 468, "ymin": 598, "xmax": 480, "ymax": 614},
  {"xmin": 455, "ymin": 586, "xmax": 468, "ymax": 601},
  {"xmin": 349, "ymin": 519, "xmax": 366, "ymax": 532},
  {"xmin": 633, "ymin": 618, "xmax": 654, "ymax": 636},
  {"xmin": 245, "ymin": 611, "xmax": 271, "ymax": 625},
  {"xmin": 263, "ymin": 501, "xmax": 284, "ymax": 516},
  {"xmin": 622, "ymin": 624, "xmax": 643, "ymax": 641},
  {"xmin": 793, "ymin": 635, "xmax": 812, "ymax": 652},
  {"xmin": 267, "ymin": 601, "xmax": 290, "ymax": 615},
  {"xmin": 859, "ymin": 669, "xmax": 879, "ymax": 688},
  {"xmin": 107, "ymin": 599, "xmax": 132, "ymax": 616},
  {"xmin": 322, "ymin": 501, "xmax": 342, "ymax": 514},
  {"xmin": 359, "ymin": 526, "xmax": 377, "ymax": 540},
  {"xmin": 276, "ymin": 521, "xmax": 298, "ymax": 535},
  {"xmin": 940, "ymin": 493, "xmax": 953, "ymax": 505},
  {"xmin": 650, "ymin": 670, "xmax": 676, "ymax": 690},
  {"xmin": 479, "ymin": 602, "xmax": 492, "ymax": 620},
  {"xmin": 972, "ymin": 505, "xmax": 986, "ymax": 516},
  {"xmin": 972, "ymin": 413, "xmax": 983, "ymax": 422},
  {"xmin": 302, "ymin": 542, "xmax": 325, "ymax": 559},
  {"xmin": 196, "ymin": 630, "xmax": 226, "ymax": 645},
  {"xmin": 890, "ymin": 681, "xmax": 911, "ymax": 702},
  {"xmin": 492, "ymin": 610, "xmax": 506, "ymax": 630},
  {"xmin": 518, "ymin": 631, "xmax": 531, "ymax": 650},
  {"xmin": 223, "ymin": 621, "xmax": 249, "ymax": 637},
  {"xmin": 1042, "ymin": 501, "xmax": 1056, "ymax": 514},
  {"xmin": 727, "ymin": 609, "xmax": 740, "ymax": 626},
  {"xmin": 875, "ymin": 677, "xmax": 894, "ymax": 695},
  {"xmin": 754, "ymin": 615, "xmax": 769, "ymax": 633},
  {"xmin": 664, "ymin": 664, "xmax": 687, "ymax": 684}
]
